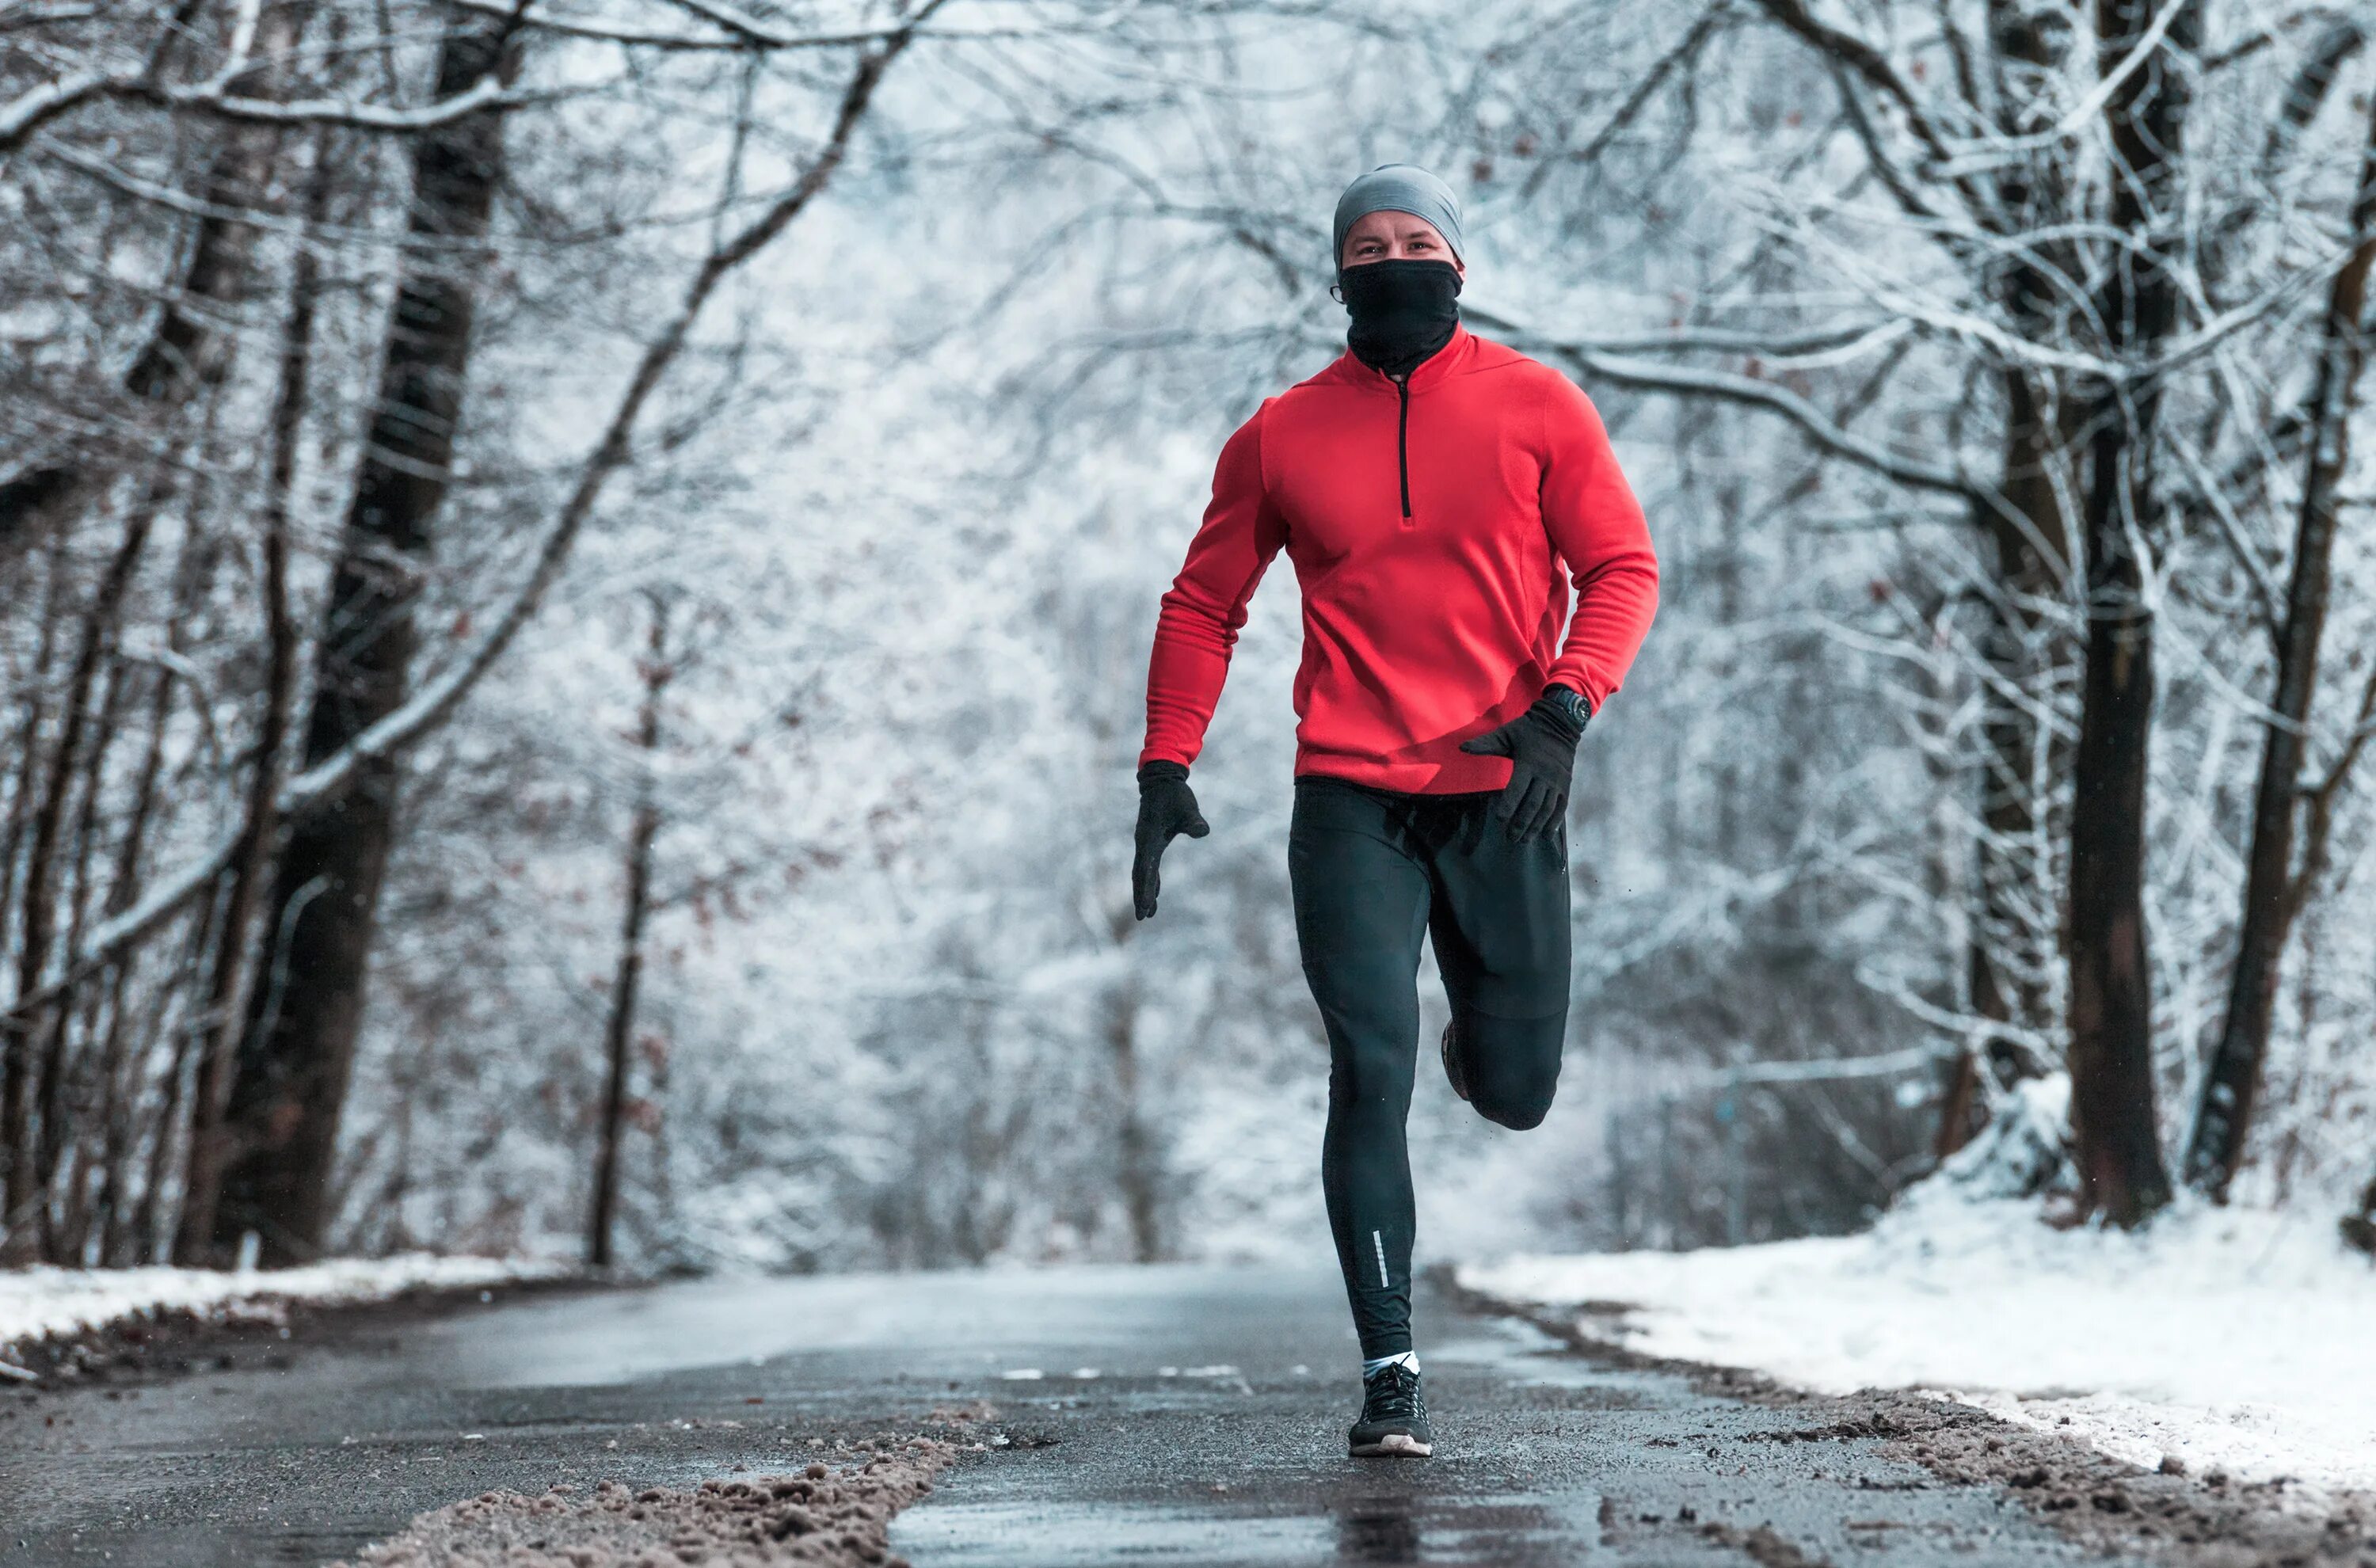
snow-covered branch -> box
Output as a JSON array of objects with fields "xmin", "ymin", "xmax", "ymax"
[
  {"xmin": 0, "ymin": 67, "xmax": 564, "ymax": 153},
  {"xmin": 3, "ymin": 5, "xmax": 942, "ymax": 1026},
  {"xmin": 1466, "ymin": 303, "xmax": 1983, "ymax": 499},
  {"xmin": 439, "ymin": 0, "xmax": 1045, "ymax": 52}
]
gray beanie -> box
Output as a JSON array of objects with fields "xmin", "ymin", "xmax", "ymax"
[{"xmin": 1331, "ymin": 163, "xmax": 1464, "ymax": 274}]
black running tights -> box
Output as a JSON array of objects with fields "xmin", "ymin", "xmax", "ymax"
[{"xmin": 1287, "ymin": 773, "xmax": 1573, "ymax": 1359}]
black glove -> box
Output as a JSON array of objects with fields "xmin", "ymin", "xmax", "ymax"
[
  {"xmin": 1457, "ymin": 684, "xmax": 1590, "ymax": 844},
  {"xmin": 1132, "ymin": 760, "xmax": 1209, "ymax": 919}
]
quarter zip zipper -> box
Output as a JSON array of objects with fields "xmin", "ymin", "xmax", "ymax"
[{"xmin": 1392, "ymin": 372, "xmax": 1412, "ymax": 520}]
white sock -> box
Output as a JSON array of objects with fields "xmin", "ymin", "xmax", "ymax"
[{"xmin": 1362, "ymin": 1350, "xmax": 1419, "ymax": 1380}]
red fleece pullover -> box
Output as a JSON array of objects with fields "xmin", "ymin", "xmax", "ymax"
[{"xmin": 1140, "ymin": 325, "xmax": 1659, "ymax": 794}]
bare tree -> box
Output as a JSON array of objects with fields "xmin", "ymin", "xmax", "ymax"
[
  {"xmin": 590, "ymin": 596, "xmax": 670, "ymax": 1269},
  {"xmin": 2060, "ymin": 0, "xmax": 2203, "ymax": 1226},
  {"xmin": 190, "ymin": 2, "xmax": 946, "ymax": 1263},
  {"xmin": 4, "ymin": 505, "xmax": 156, "ymax": 1259},
  {"xmin": 190, "ymin": 13, "xmax": 526, "ymax": 1265},
  {"xmin": 2185, "ymin": 90, "xmax": 2376, "ymax": 1199}
]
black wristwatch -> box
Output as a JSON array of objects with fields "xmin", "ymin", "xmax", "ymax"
[{"xmin": 1544, "ymin": 683, "xmax": 1591, "ymax": 733}]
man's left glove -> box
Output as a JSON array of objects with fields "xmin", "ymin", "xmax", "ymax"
[
  {"xmin": 1132, "ymin": 760, "xmax": 1209, "ymax": 920},
  {"xmin": 1458, "ymin": 684, "xmax": 1590, "ymax": 844}
]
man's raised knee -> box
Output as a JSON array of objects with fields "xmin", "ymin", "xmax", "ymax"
[{"xmin": 1456, "ymin": 1009, "xmax": 1564, "ymax": 1131}]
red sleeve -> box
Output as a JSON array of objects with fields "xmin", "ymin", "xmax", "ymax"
[
  {"xmin": 1139, "ymin": 402, "xmax": 1289, "ymax": 770},
  {"xmin": 1537, "ymin": 373, "xmax": 1658, "ymax": 711}
]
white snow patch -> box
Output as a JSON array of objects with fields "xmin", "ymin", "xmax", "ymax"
[
  {"xmin": 1458, "ymin": 1191, "xmax": 2376, "ymax": 1500},
  {"xmin": 0, "ymin": 1254, "xmax": 571, "ymax": 1367}
]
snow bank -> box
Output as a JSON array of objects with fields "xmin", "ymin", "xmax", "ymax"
[
  {"xmin": 0, "ymin": 1254, "xmax": 572, "ymax": 1369},
  {"xmin": 1458, "ymin": 1193, "xmax": 2376, "ymax": 1500}
]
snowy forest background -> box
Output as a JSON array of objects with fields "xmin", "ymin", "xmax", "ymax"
[{"xmin": 6, "ymin": 0, "xmax": 2376, "ymax": 1277}]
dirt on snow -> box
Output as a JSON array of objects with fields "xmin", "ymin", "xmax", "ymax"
[
  {"xmin": 1480, "ymin": 1284, "xmax": 2376, "ymax": 1568},
  {"xmin": 333, "ymin": 1441, "xmax": 957, "ymax": 1568}
]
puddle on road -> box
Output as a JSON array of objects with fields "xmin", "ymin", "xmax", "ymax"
[{"xmin": 890, "ymin": 1490, "xmax": 1607, "ymax": 1566}]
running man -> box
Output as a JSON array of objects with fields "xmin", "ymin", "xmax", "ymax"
[{"xmin": 1129, "ymin": 164, "xmax": 1660, "ymax": 1459}]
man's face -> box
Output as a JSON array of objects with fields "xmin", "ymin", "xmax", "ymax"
[{"xmin": 1339, "ymin": 210, "xmax": 1464, "ymax": 276}]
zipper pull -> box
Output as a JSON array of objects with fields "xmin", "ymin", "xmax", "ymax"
[{"xmin": 1393, "ymin": 373, "xmax": 1412, "ymax": 520}]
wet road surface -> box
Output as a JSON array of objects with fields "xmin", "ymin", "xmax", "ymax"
[{"xmin": 2, "ymin": 1263, "xmax": 2140, "ymax": 1566}]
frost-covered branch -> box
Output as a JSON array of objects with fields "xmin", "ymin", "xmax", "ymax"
[
  {"xmin": 0, "ymin": 67, "xmax": 564, "ymax": 152},
  {"xmin": 440, "ymin": 0, "xmax": 1044, "ymax": 51},
  {"xmin": 2, "ymin": 2, "xmax": 944, "ymax": 1026},
  {"xmin": 1466, "ymin": 303, "xmax": 1982, "ymax": 498},
  {"xmin": 1750, "ymin": 0, "xmax": 2001, "ymax": 229}
]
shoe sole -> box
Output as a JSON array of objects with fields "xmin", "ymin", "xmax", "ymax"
[
  {"xmin": 1441, "ymin": 1021, "xmax": 1470, "ymax": 1102},
  {"xmin": 1350, "ymin": 1433, "xmax": 1433, "ymax": 1458}
]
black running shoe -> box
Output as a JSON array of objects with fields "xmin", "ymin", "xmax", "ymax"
[
  {"xmin": 1348, "ymin": 1361, "xmax": 1433, "ymax": 1457},
  {"xmin": 1440, "ymin": 1018, "xmax": 1471, "ymax": 1102}
]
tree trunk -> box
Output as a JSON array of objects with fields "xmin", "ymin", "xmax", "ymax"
[
  {"xmin": 80, "ymin": 660, "xmax": 174, "ymax": 1262},
  {"xmin": 2183, "ymin": 98, "xmax": 2376, "ymax": 1199},
  {"xmin": 2344, "ymin": 1169, "xmax": 2376, "ymax": 1257},
  {"xmin": 1948, "ymin": 374, "xmax": 2076, "ymax": 1155},
  {"xmin": 589, "ymin": 601, "xmax": 669, "ymax": 1270},
  {"xmin": 173, "ymin": 127, "xmax": 334, "ymax": 1266},
  {"xmin": 130, "ymin": 896, "xmax": 217, "ymax": 1265},
  {"xmin": 1940, "ymin": 4, "xmax": 2081, "ymax": 1158},
  {"xmin": 3, "ymin": 507, "xmax": 154, "ymax": 1258},
  {"xmin": 0, "ymin": 540, "xmax": 67, "ymax": 1249},
  {"xmin": 41, "ymin": 644, "xmax": 135, "ymax": 1259},
  {"xmin": 99, "ymin": 513, "xmax": 212, "ymax": 1263},
  {"xmin": 200, "ymin": 18, "xmax": 521, "ymax": 1266},
  {"xmin": 1107, "ymin": 979, "xmax": 1162, "ymax": 1264},
  {"xmin": 2063, "ymin": 0, "xmax": 2197, "ymax": 1226}
]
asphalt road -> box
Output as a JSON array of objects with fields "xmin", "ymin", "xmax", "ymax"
[{"xmin": 1, "ymin": 1263, "xmax": 2143, "ymax": 1566}]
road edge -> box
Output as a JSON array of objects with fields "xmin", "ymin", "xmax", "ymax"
[
  {"xmin": 2, "ymin": 1271, "xmax": 611, "ymax": 1387},
  {"xmin": 1439, "ymin": 1266, "xmax": 2371, "ymax": 1566}
]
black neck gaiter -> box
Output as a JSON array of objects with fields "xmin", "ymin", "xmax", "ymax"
[{"xmin": 1340, "ymin": 259, "xmax": 1461, "ymax": 378}]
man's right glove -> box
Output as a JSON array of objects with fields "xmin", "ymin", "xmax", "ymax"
[
  {"xmin": 1457, "ymin": 683, "xmax": 1590, "ymax": 844},
  {"xmin": 1132, "ymin": 760, "xmax": 1209, "ymax": 920}
]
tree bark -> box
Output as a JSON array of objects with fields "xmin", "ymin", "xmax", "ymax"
[
  {"xmin": 589, "ymin": 600, "xmax": 669, "ymax": 1270},
  {"xmin": 2063, "ymin": 0, "xmax": 2197, "ymax": 1226},
  {"xmin": 201, "ymin": 17, "xmax": 521, "ymax": 1265},
  {"xmin": 2183, "ymin": 97, "xmax": 2376, "ymax": 1199}
]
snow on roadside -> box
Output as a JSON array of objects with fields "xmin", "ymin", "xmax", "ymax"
[
  {"xmin": 1458, "ymin": 1193, "xmax": 2376, "ymax": 1502},
  {"xmin": 0, "ymin": 1254, "xmax": 573, "ymax": 1372}
]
